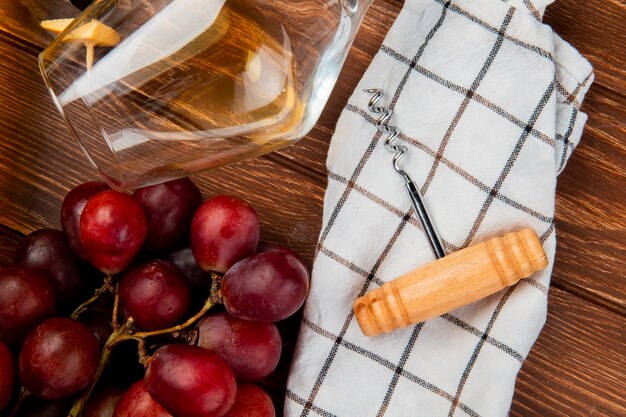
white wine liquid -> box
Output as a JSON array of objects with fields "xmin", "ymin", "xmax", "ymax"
[
  {"xmin": 127, "ymin": 0, "xmax": 303, "ymax": 142},
  {"xmin": 44, "ymin": 0, "xmax": 325, "ymax": 188}
]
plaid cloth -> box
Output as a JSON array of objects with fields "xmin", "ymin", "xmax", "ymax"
[{"xmin": 285, "ymin": 0, "xmax": 593, "ymax": 416}]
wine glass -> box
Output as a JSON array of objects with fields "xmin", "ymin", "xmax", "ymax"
[{"xmin": 39, "ymin": 0, "xmax": 373, "ymax": 189}]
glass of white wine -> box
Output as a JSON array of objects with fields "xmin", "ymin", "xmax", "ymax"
[{"xmin": 39, "ymin": 0, "xmax": 373, "ymax": 189}]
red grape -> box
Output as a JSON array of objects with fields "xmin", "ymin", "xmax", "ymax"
[
  {"xmin": 256, "ymin": 242, "xmax": 303, "ymax": 259},
  {"xmin": 61, "ymin": 181, "xmax": 111, "ymax": 261},
  {"xmin": 112, "ymin": 380, "xmax": 172, "ymax": 417},
  {"xmin": 14, "ymin": 228, "xmax": 83, "ymax": 304},
  {"xmin": 224, "ymin": 384, "xmax": 275, "ymax": 417},
  {"xmin": 19, "ymin": 317, "xmax": 100, "ymax": 400},
  {"xmin": 84, "ymin": 386, "xmax": 125, "ymax": 417},
  {"xmin": 119, "ymin": 260, "xmax": 190, "ymax": 330},
  {"xmin": 133, "ymin": 178, "xmax": 202, "ymax": 254},
  {"xmin": 196, "ymin": 313, "xmax": 281, "ymax": 381},
  {"xmin": 145, "ymin": 344, "xmax": 237, "ymax": 417},
  {"xmin": 0, "ymin": 340, "xmax": 14, "ymax": 410},
  {"xmin": 0, "ymin": 266, "xmax": 56, "ymax": 346},
  {"xmin": 80, "ymin": 190, "xmax": 147, "ymax": 274},
  {"xmin": 166, "ymin": 246, "xmax": 212, "ymax": 292},
  {"xmin": 222, "ymin": 251, "xmax": 309, "ymax": 322},
  {"xmin": 191, "ymin": 195, "xmax": 259, "ymax": 273}
]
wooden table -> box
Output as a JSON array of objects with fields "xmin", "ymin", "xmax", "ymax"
[{"xmin": 0, "ymin": 1, "xmax": 623, "ymax": 416}]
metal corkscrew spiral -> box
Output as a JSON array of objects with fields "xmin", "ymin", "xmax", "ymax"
[
  {"xmin": 365, "ymin": 88, "xmax": 446, "ymax": 259},
  {"xmin": 365, "ymin": 88, "xmax": 410, "ymax": 180}
]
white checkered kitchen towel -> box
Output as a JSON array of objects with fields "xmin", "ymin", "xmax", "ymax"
[{"xmin": 285, "ymin": 0, "xmax": 593, "ymax": 416}]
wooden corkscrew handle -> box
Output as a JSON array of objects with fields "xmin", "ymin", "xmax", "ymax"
[{"xmin": 354, "ymin": 228, "xmax": 549, "ymax": 337}]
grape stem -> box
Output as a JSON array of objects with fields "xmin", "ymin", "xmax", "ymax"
[
  {"xmin": 67, "ymin": 324, "xmax": 125, "ymax": 417},
  {"xmin": 66, "ymin": 283, "xmax": 217, "ymax": 417},
  {"xmin": 70, "ymin": 274, "xmax": 115, "ymax": 319},
  {"xmin": 111, "ymin": 283, "xmax": 121, "ymax": 329},
  {"xmin": 6, "ymin": 386, "xmax": 30, "ymax": 417},
  {"xmin": 210, "ymin": 271, "xmax": 223, "ymax": 304},
  {"xmin": 126, "ymin": 297, "xmax": 214, "ymax": 339}
]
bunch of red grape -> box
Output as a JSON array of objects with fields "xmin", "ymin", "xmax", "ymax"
[{"xmin": 0, "ymin": 178, "xmax": 309, "ymax": 417}]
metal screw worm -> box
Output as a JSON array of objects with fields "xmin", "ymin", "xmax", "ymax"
[{"xmin": 365, "ymin": 88, "xmax": 446, "ymax": 259}]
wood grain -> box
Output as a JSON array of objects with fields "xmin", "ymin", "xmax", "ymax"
[
  {"xmin": 543, "ymin": 0, "xmax": 626, "ymax": 92},
  {"xmin": 355, "ymin": 229, "xmax": 549, "ymax": 336},
  {"xmin": 0, "ymin": 1, "xmax": 624, "ymax": 416},
  {"xmin": 0, "ymin": 227, "xmax": 21, "ymax": 266},
  {"xmin": 511, "ymin": 286, "xmax": 626, "ymax": 417}
]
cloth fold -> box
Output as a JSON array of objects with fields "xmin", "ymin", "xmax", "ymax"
[{"xmin": 285, "ymin": 0, "xmax": 592, "ymax": 415}]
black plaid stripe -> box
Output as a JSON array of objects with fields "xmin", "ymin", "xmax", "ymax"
[
  {"xmin": 556, "ymin": 107, "xmax": 579, "ymax": 174},
  {"xmin": 327, "ymin": 171, "xmax": 424, "ymax": 230},
  {"xmin": 375, "ymin": 323, "xmax": 423, "ymax": 416},
  {"xmin": 462, "ymin": 81, "xmax": 555, "ymax": 247},
  {"xmin": 422, "ymin": 7, "xmax": 516, "ymax": 194},
  {"xmin": 448, "ymin": 286, "xmax": 518, "ymax": 416},
  {"xmin": 556, "ymin": 82, "xmax": 579, "ymax": 109},
  {"xmin": 539, "ymin": 221, "xmax": 555, "ymax": 243},
  {"xmin": 287, "ymin": 390, "xmax": 338, "ymax": 417},
  {"xmin": 303, "ymin": 319, "xmax": 481, "ymax": 417},
  {"xmin": 317, "ymin": 243, "xmax": 385, "ymax": 287},
  {"xmin": 520, "ymin": 0, "xmax": 542, "ymax": 21},
  {"xmin": 344, "ymin": 106, "xmax": 555, "ymax": 225},
  {"xmin": 314, "ymin": 129, "xmax": 382, "ymax": 263},
  {"xmin": 316, "ymin": 243, "xmax": 533, "ymax": 357},
  {"xmin": 300, "ymin": 4, "xmax": 453, "ymax": 415},
  {"xmin": 524, "ymin": 276, "xmax": 549, "ymax": 294},
  {"xmin": 441, "ymin": 314, "xmax": 523, "ymax": 362}
]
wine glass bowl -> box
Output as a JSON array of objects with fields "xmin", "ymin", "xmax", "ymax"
[{"xmin": 40, "ymin": 0, "xmax": 373, "ymax": 189}]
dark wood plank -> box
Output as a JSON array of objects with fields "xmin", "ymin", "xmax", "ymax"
[
  {"xmin": 0, "ymin": 227, "xmax": 22, "ymax": 266},
  {"xmin": 511, "ymin": 286, "xmax": 626, "ymax": 416},
  {"xmin": 543, "ymin": 0, "xmax": 626, "ymax": 92},
  {"xmin": 552, "ymin": 84, "xmax": 626, "ymax": 313}
]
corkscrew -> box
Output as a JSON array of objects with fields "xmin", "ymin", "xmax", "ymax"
[
  {"xmin": 354, "ymin": 89, "xmax": 549, "ymax": 337},
  {"xmin": 365, "ymin": 88, "xmax": 446, "ymax": 259}
]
